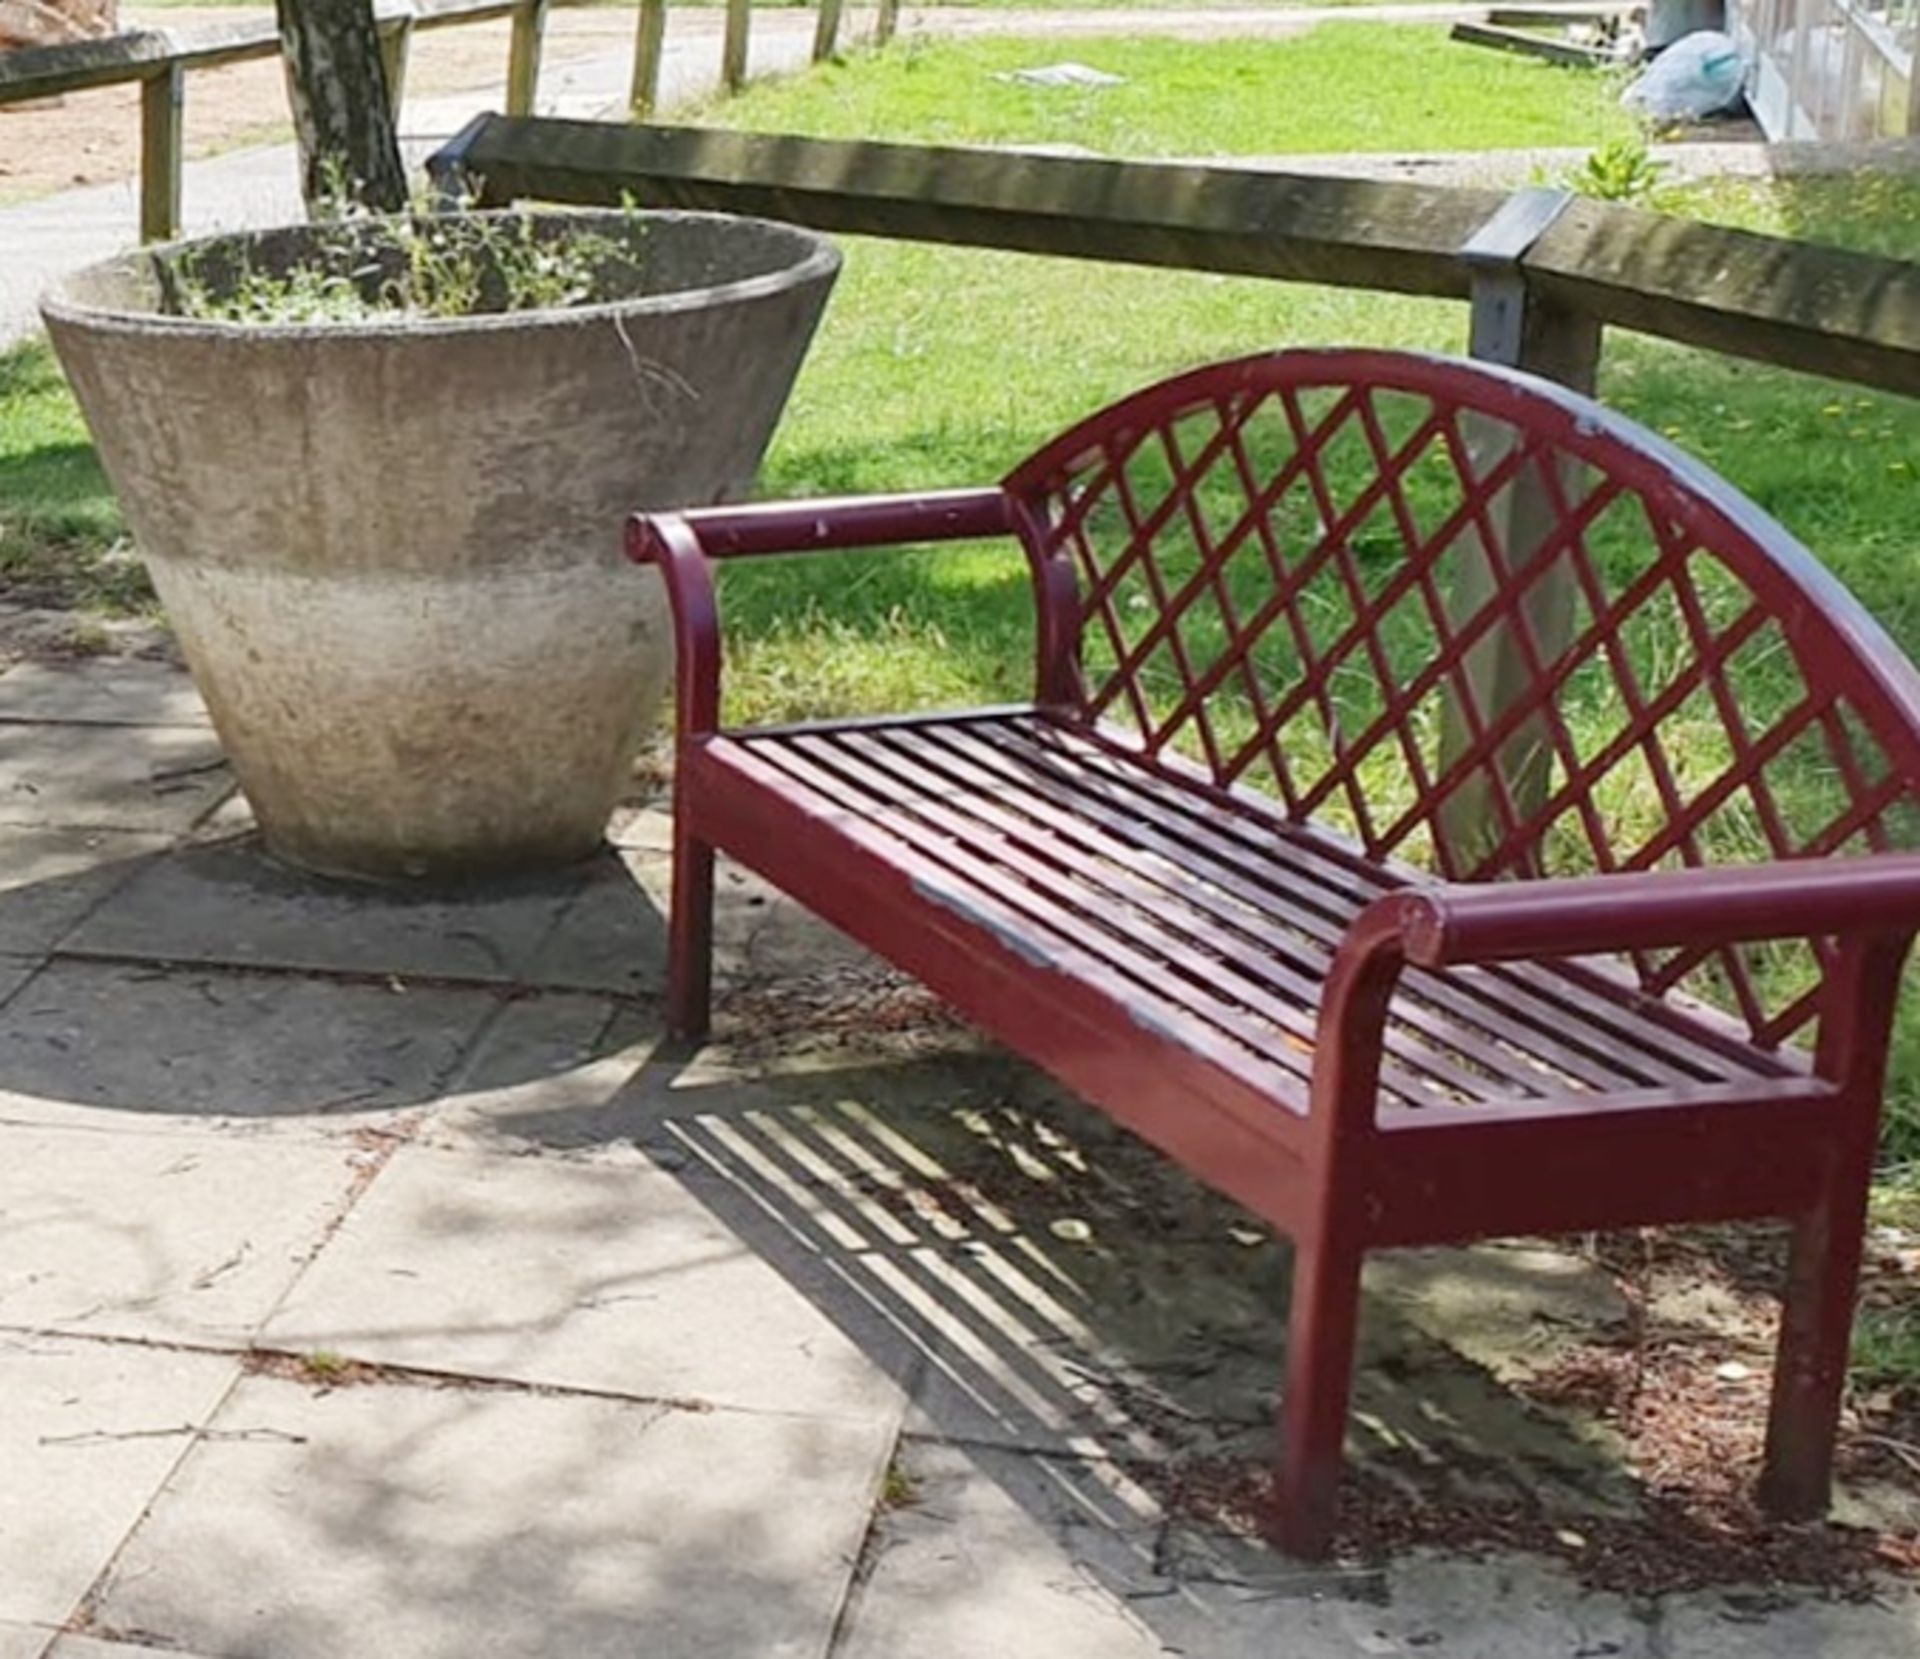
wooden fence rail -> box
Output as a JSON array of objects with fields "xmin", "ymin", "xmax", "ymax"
[
  {"xmin": 428, "ymin": 115, "xmax": 1920, "ymax": 399},
  {"xmin": 0, "ymin": 0, "xmax": 893, "ymax": 240}
]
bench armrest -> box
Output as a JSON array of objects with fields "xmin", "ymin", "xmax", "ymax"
[
  {"xmin": 626, "ymin": 490, "xmax": 1016, "ymax": 741},
  {"xmin": 628, "ymin": 489, "xmax": 1014, "ymax": 565},
  {"xmin": 1377, "ymin": 855, "xmax": 1920, "ymax": 969},
  {"xmin": 1309, "ymin": 857, "xmax": 1920, "ymax": 1134}
]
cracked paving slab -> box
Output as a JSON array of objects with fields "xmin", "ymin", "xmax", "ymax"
[
  {"xmin": 0, "ymin": 661, "xmax": 210, "ymax": 729},
  {"xmin": 88, "ymin": 1372, "xmax": 893, "ymax": 1659},
  {"xmin": 419, "ymin": 990, "xmax": 656, "ymax": 1152},
  {"xmin": 260, "ymin": 1137, "xmax": 915, "ymax": 1423},
  {"xmin": 50, "ymin": 1640, "xmax": 225, "ymax": 1659},
  {"xmin": 0, "ymin": 724, "xmax": 230, "ymax": 836},
  {"xmin": 0, "ymin": 1335, "xmax": 239, "ymax": 1627},
  {"xmin": 64, "ymin": 838, "xmax": 609, "ymax": 986},
  {"xmin": 524, "ymin": 844, "xmax": 874, "ymax": 998},
  {"xmin": 0, "ymin": 1124, "xmax": 367, "ymax": 1345},
  {"xmin": 837, "ymin": 1439, "xmax": 1659, "ymax": 1659},
  {"xmin": 0, "ymin": 826, "xmax": 167, "ymax": 956},
  {"xmin": 0, "ymin": 959, "xmax": 495, "ymax": 1136}
]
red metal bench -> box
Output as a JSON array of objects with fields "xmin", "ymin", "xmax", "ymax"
[{"xmin": 629, "ymin": 349, "xmax": 1920, "ymax": 1557}]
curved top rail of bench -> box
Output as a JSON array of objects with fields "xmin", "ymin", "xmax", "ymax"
[{"xmin": 1005, "ymin": 347, "xmax": 1920, "ymax": 784}]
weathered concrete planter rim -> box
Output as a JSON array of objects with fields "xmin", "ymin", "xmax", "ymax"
[{"xmin": 40, "ymin": 208, "xmax": 842, "ymax": 342}]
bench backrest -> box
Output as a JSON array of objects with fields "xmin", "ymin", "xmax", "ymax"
[{"xmin": 1004, "ymin": 350, "xmax": 1920, "ymax": 1049}]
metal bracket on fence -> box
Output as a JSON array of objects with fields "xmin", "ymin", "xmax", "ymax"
[
  {"xmin": 426, "ymin": 111, "xmax": 506, "ymax": 209},
  {"xmin": 1460, "ymin": 185, "xmax": 1575, "ymax": 369}
]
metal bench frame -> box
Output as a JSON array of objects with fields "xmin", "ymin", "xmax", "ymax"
[{"xmin": 630, "ymin": 349, "xmax": 1920, "ymax": 1557}]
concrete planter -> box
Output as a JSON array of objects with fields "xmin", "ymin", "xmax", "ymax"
[{"xmin": 43, "ymin": 210, "xmax": 839, "ymax": 882}]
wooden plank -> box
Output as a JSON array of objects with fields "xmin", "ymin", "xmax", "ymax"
[
  {"xmin": 811, "ymin": 0, "xmax": 842, "ymax": 64},
  {"xmin": 0, "ymin": 0, "xmax": 517, "ymax": 107},
  {"xmin": 455, "ymin": 118, "xmax": 1501, "ymax": 299},
  {"xmin": 412, "ymin": 0, "xmax": 520, "ymax": 27},
  {"xmin": 442, "ymin": 119, "xmax": 1920, "ymax": 402},
  {"xmin": 504, "ymin": 0, "xmax": 546, "ymax": 115},
  {"xmin": 721, "ymin": 0, "xmax": 749, "ymax": 91},
  {"xmin": 376, "ymin": 12, "xmax": 413, "ymax": 116},
  {"xmin": 1486, "ymin": 3, "xmax": 1627, "ymax": 23},
  {"xmin": 1524, "ymin": 192, "xmax": 1920, "ymax": 398},
  {"xmin": 1013, "ymin": 716, "xmax": 1779, "ymax": 1082},
  {"xmin": 629, "ymin": 0, "xmax": 665, "ymax": 114},
  {"xmin": 0, "ymin": 22, "xmax": 270, "ymax": 101},
  {"xmin": 1449, "ymin": 20, "xmax": 1617, "ymax": 66},
  {"xmin": 138, "ymin": 58, "xmax": 183, "ymax": 243}
]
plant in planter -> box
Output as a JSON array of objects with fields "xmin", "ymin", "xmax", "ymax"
[{"xmin": 43, "ymin": 203, "xmax": 840, "ymax": 882}]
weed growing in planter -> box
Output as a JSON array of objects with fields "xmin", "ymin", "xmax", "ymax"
[{"xmin": 159, "ymin": 207, "xmax": 651, "ymax": 326}]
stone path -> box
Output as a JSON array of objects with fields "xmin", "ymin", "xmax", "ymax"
[{"xmin": 0, "ymin": 654, "xmax": 1915, "ymax": 1657}]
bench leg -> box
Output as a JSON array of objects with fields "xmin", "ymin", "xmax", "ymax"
[
  {"xmin": 1758, "ymin": 1155, "xmax": 1874, "ymax": 1519},
  {"xmin": 1271, "ymin": 1227, "xmax": 1364, "ymax": 1558},
  {"xmin": 667, "ymin": 825, "xmax": 716, "ymax": 1042}
]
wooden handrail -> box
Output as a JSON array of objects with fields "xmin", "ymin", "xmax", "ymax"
[{"xmin": 430, "ymin": 115, "xmax": 1920, "ymax": 399}]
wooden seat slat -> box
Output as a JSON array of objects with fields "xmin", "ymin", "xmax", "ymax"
[
  {"xmin": 955, "ymin": 717, "xmax": 1721, "ymax": 1092},
  {"xmin": 857, "ymin": 720, "xmax": 1593, "ymax": 1102},
  {"xmin": 987, "ymin": 717, "xmax": 1779, "ymax": 1088},
  {"xmin": 815, "ymin": 723, "xmax": 1504, "ymax": 1109},
  {"xmin": 744, "ymin": 728, "xmax": 1323, "ymax": 1102}
]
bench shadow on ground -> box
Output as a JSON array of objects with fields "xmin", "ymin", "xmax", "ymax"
[
  {"xmin": 485, "ymin": 1016, "xmax": 1671, "ymax": 1604},
  {"xmin": 0, "ymin": 832, "xmax": 1872, "ymax": 1637}
]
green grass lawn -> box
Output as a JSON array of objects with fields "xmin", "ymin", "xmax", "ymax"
[{"xmin": 706, "ymin": 26, "xmax": 1640, "ymax": 154}]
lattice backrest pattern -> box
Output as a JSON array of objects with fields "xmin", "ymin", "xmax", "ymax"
[{"xmin": 1006, "ymin": 351, "xmax": 1920, "ymax": 1049}]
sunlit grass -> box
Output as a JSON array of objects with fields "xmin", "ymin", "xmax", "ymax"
[{"xmin": 702, "ymin": 25, "xmax": 1639, "ymax": 157}]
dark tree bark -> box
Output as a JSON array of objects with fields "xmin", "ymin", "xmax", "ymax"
[{"xmin": 277, "ymin": 0, "xmax": 409, "ymax": 216}]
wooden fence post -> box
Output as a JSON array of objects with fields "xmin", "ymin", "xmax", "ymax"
[
  {"xmin": 812, "ymin": 0, "xmax": 843, "ymax": 63},
  {"xmin": 874, "ymin": 0, "xmax": 899, "ymax": 46},
  {"xmin": 506, "ymin": 0, "xmax": 548, "ymax": 116},
  {"xmin": 722, "ymin": 0, "xmax": 749, "ymax": 90},
  {"xmin": 630, "ymin": 0, "xmax": 666, "ymax": 114},
  {"xmin": 378, "ymin": 11, "xmax": 414, "ymax": 117},
  {"xmin": 1438, "ymin": 185, "xmax": 1600, "ymax": 871},
  {"xmin": 138, "ymin": 60, "xmax": 184, "ymax": 242}
]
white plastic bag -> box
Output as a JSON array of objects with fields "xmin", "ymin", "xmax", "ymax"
[{"xmin": 1621, "ymin": 30, "xmax": 1746, "ymax": 121}]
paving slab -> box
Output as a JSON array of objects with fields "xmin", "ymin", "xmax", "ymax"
[
  {"xmin": 0, "ymin": 827, "xmax": 166, "ymax": 955},
  {"xmin": 50, "ymin": 1639, "xmax": 222, "ymax": 1659},
  {"xmin": 0, "ymin": 1626, "xmax": 51, "ymax": 1659},
  {"xmin": 528, "ymin": 845, "xmax": 871, "ymax": 997},
  {"xmin": 0, "ymin": 959, "xmax": 493, "ymax": 1134},
  {"xmin": 1661, "ymin": 1588, "xmax": 1920, "ymax": 1656},
  {"xmin": 0, "ymin": 1335, "xmax": 238, "ymax": 1626},
  {"xmin": 841, "ymin": 1440, "xmax": 1658, "ymax": 1659},
  {"xmin": 421, "ymin": 990, "xmax": 655, "ymax": 1151},
  {"xmin": 0, "ymin": 661, "xmax": 209, "ymax": 729},
  {"xmin": 91, "ymin": 1373, "xmax": 891, "ymax": 1659},
  {"xmin": 596, "ymin": 1051, "xmax": 1627, "ymax": 1506},
  {"xmin": 67, "ymin": 837, "xmax": 607, "ymax": 986},
  {"xmin": 0, "ymin": 724, "xmax": 229, "ymax": 835},
  {"xmin": 261, "ymin": 1137, "xmax": 914, "ymax": 1422},
  {"xmin": 0, "ymin": 1124, "xmax": 365, "ymax": 1345}
]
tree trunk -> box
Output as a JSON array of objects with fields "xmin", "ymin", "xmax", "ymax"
[{"xmin": 276, "ymin": 0, "xmax": 408, "ymax": 216}]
